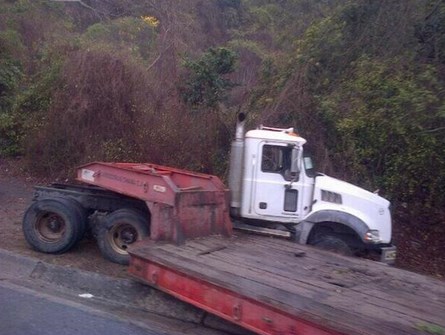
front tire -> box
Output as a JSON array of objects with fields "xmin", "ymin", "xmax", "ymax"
[
  {"xmin": 97, "ymin": 208, "xmax": 149, "ymax": 265},
  {"xmin": 22, "ymin": 198, "xmax": 84, "ymax": 254},
  {"xmin": 310, "ymin": 235, "xmax": 353, "ymax": 256}
]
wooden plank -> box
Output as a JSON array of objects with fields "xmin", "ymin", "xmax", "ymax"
[
  {"xmin": 188, "ymin": 234, "xmax": 445, "ymax": 305},
  {"xmin": 129, "ymin": 234, "xmax": 445, "ymax": 335},
  {"xmin": 193, "ymin": 235, "xmax": 445, "ymax": 304},
  {"xmin": 130, "ymin": 252, "xmax": 343, "ymax": 335},
  {"xmin": 131, "ymin": 245, "xmax": 397, "ymax": 335},
  {"xmin": 221, "ymin": 238, "xmax": 445, "ymax": 322},
  {"xmin": 159, "ymin": 237, "xmax": 445, "ymax": 327}
]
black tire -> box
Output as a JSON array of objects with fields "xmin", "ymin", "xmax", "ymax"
[
  {"xmin": 310, "ymin": 235, "xmax": 353, "ymax": 256},
  {"xmin": 22, "ymin": 198, "xmax": 84, "ymax": 254},
  {"xmin": 97, "ymin": 208, "xmax": 149, "ymax": 265},
  {"xmin": 68, "ymin": 200, "xmax": 88, "ymax": 242}
]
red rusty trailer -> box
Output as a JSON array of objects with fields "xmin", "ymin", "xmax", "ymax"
[
  {"xmin": 127, "ymin": 234, "xmax": 445, "ymax": 335},
  {"xmin": 77, "ymin": 161, "xmax": 232, "ymax": 244}
]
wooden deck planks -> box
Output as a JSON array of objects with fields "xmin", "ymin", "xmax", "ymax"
[{"xmin": 130, "ymin": 233, "xmax": 445, "ymax": 335}]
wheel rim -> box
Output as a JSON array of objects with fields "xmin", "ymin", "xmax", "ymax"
[
  {"xmin": 108, "ymin": 223, "xmax": 139, "ymax": 255},
  {"xmin": 35, "ymin": 212, "xmax": 66, "ymax": 242}
]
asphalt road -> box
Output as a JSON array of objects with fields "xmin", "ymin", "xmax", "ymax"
[
  {"xmin": 0, "ymin": 249, "xmax": 242, "ymax": 335},
  {"xmin": 0, "ymin": 281, "xmax": 164, "ymax": 335}
]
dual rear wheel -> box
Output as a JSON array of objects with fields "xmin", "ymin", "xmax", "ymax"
[
  {"xmin": 22, "ymin": 198, "xmax": 149, "ymax": 265},
  {"xmin": 23, "ymin": 198, "xmax": 87, "ymax": 254},
  {"xmin": 97, "ymin": 208, "xmax": 149, "ymax": 265}
]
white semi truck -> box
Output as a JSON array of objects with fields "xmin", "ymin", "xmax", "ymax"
[{"xmin": 228, "ymin": 113, "xmax": 395, "ymax": 262}]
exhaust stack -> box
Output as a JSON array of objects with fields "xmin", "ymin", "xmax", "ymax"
[{"xmin": 228, "ymin": 113, "xmax": 246, "ymax": 217}]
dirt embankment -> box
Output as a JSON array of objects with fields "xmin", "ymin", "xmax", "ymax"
[{"xmin": 1, "ymin": 158, "xmax": 444, "ymax": 279}]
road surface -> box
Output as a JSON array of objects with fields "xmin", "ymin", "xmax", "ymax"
[
  {"xmin": 0, "ymin": 249, "xmax": 236, "ymax": 335},
  {"xmin": 0, "ymin": 281, "xmax": 179, "ymax": 335}
]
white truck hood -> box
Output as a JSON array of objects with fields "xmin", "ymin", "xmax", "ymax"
[
  {"xmin": 315, "ymin": 174, "xmax": 390, "ymax": 208},
  {"xmin": 312, "ymin": 174, "xmax": 392, "ymax": 243}
]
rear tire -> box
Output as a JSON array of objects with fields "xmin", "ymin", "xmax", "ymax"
[
  {"xmin": 97, "ymin": 208, "xmax": 149, "ymax": 265},
  {"xmin": 22, "ymin": 198, "xmax": 84, "ymax": 254},
  {"xmin": 68, "ymin": 199, "xmax": 88, "ymax": 242},
  {"xmin": 310, "ymin": 235, "xmax": 353, "ymax": 256}
]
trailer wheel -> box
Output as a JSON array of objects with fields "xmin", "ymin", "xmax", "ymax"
[
  {"xmin": 68, "ymin": 200, "xmax": 88, "ymax": 241},
  {"xmin": 310, "ymin": 235, "xmax": 353, "ymax": 256},
  {"xmin": 97, "ymin": 209, "xmax": 149, "ymax": 265},
  {"xmin": 22, "ymin": 198, "xmax": 84, "ymax": 254}
]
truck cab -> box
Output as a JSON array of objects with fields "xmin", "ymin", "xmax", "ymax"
[{"xmin": 228, "ymin": 113, "xmax": 396, "ymax": 262}]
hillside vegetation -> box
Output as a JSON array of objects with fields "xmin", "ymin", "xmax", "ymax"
[{"xmin": 0, "ymin": 0, "xmax": 444, "ymax": 276}]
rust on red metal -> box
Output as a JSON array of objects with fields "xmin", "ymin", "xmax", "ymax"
[
  {"xmin": 76, "ymin": 162, "xmax": 232, "ymax": 243},
  {"xmin": 129, "ymin": 254, "xmax": 344, "ymax": 335}
]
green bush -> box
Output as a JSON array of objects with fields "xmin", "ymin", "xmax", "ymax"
[
  {"xmin": 320, "ymin": 58, "xmax": 445, "ymax": 207},
  {"xmin": 181, "ymin": 47, "xmax": 237, "ymax": 109},
  {"xmin": 0, "ymin": 29, "xmax": 25, "ymax": 155}
]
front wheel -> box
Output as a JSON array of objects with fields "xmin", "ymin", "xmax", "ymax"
[
  {"xmin": 310, "ymin": 235, "xmax": 353, "ymax": 256},
  {"xmin": 97, "ymin": 208, "xmax": 149, "ymax": 265}
]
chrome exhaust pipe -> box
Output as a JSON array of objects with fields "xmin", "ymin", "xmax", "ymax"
[
  {"xmin": 228, "ymin": 112, "xmax": 246, "ymax": 217},
  {"xmin": 234, "ymin": 112, "xmax": 246, "ymax": 141}
]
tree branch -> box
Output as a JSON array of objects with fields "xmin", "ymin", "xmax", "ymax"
[
  {"xmin": 50, "ymin": 0, "xmax": 107, "ymax": 20},
  {"xmin": 421, "ymin": 127, "xmax": 445, "ymax": 134}
]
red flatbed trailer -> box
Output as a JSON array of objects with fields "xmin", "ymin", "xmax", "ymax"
[
  {"xmin": 76, "ymin": 162, "xmax": 445, "ymax": 335},
  {"xmin": 128, "ymin": 234, "xmax": 445, "ymax": 335}
]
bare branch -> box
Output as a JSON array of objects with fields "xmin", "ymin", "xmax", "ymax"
[
  {"xmin": 50, "ymin": 0, "xmax": 107, "ymax": 20},
  {"xmin": 146, "ymin": 42, "xmax": 173, "ymax": 73},
  {"xmin": 425, "ymin": 0, "xmax": 442, "ymax": 20},
  {"xmin": 420, "ymin": 127, "xmax": 445, "ymax": 134}
]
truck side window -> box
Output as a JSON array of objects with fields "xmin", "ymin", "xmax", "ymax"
[{"xmin": 261, "ymin": 145, "xmax": 293, "ymax": 180}]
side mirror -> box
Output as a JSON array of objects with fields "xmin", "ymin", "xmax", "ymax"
[{"xmin": 290, "ymin": 146, "xmax": 300, "ymax": 179}]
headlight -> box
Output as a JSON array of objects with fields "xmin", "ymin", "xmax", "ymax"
[{"xmin": 364, "ymin": 229, "xmax": 381, "ymax": 243}]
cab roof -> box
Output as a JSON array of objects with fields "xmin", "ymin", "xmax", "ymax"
[{"xmin": 246, "ymin": 126, "xmax": 307, "ymax": 145}]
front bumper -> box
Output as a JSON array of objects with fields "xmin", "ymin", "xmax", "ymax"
[
  {"xmin": 364, "ymin": 243, "xmax": 397, "ymax": 264},
  {"xmin": 380, "ymin": 245, "xmax": 397, "ymax": 264}
]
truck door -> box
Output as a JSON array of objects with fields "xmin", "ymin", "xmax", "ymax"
[{"xmin": 253, "ymin": 142, "xmax": 306, "ymax": 220}]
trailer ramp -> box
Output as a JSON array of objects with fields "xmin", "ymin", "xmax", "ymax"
[{"xmin": 129, "ymin": 233, "xmax": 445, "ymax": 335}]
